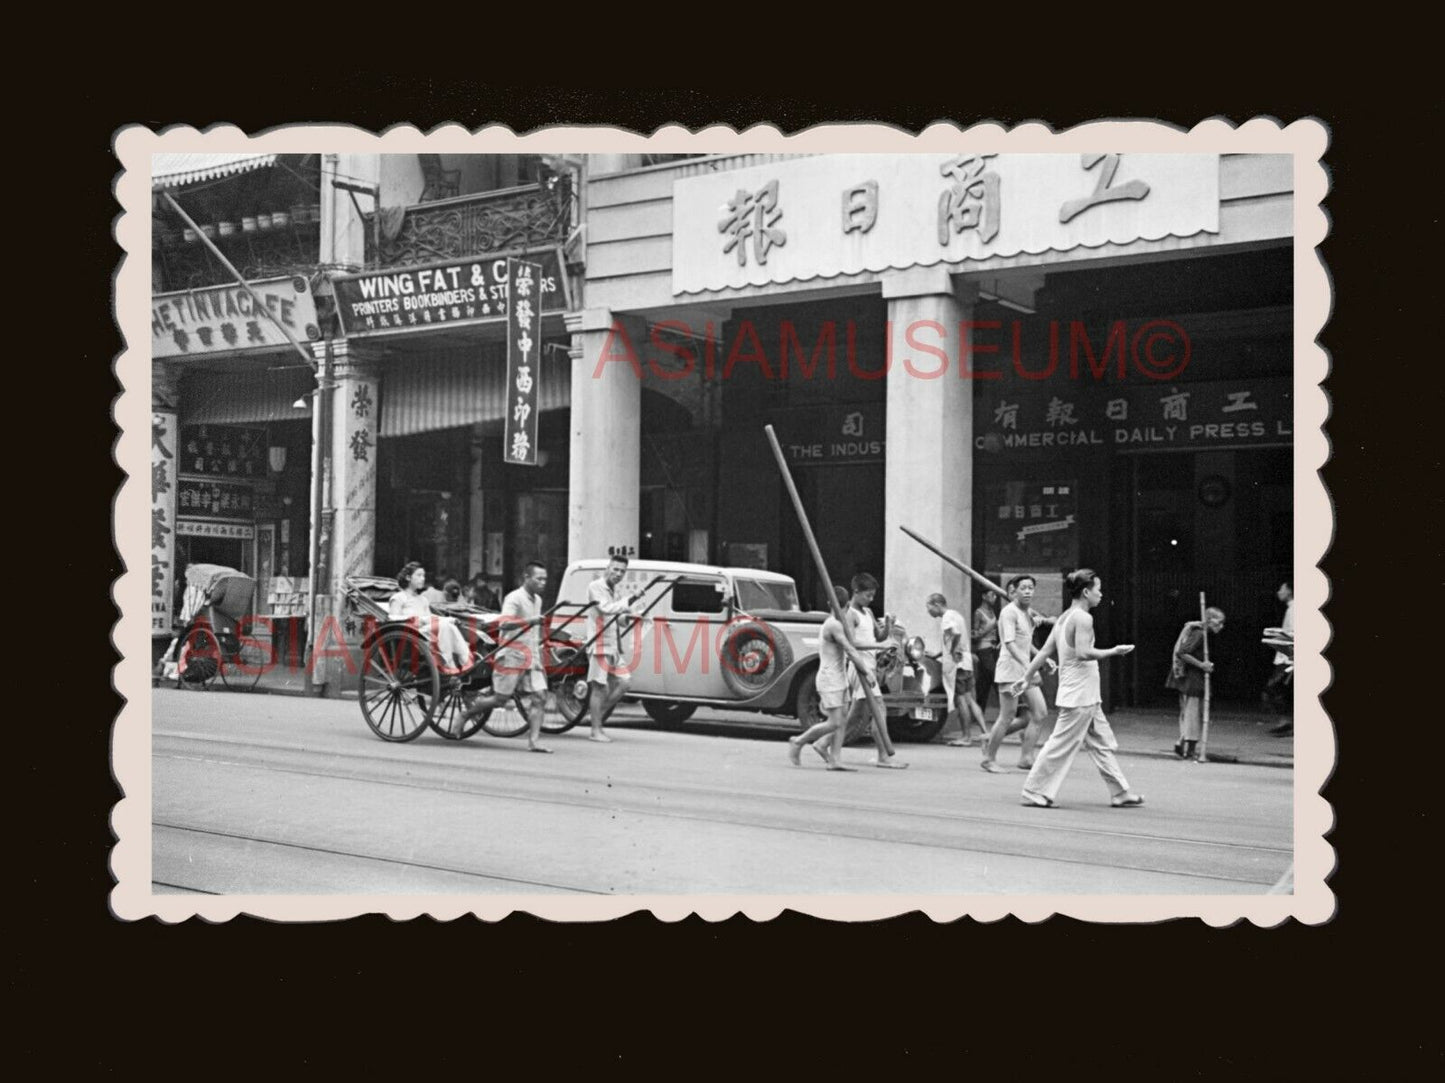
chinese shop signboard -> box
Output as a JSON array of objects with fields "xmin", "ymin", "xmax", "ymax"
[
  {"xmin": 152, "ymin": 411, "xmax": 178, "ymax": 634},
  {"xmin": 176, "ymin": 520, "xmax": 256, "ymax": 540},
  {"xmin": 176, "ymin": 478, "xmax": 257, "ymax": 520},
  {"xmin": 180, "ymin": 425, "xmax": 267, "ymax": 479},
  {"xmin": 985, "ymin": 481, "xmax": 1080, "ymax": 574},
  {"xmin": 778, "ymin": 404, "xmax": 886, "ymax": 465},
  {"xmin": 673, "ymin": 154, "xmax": 1220, "ymax": 295},
  {"xmin": 152, "ymin": 275, "xmax": 320, "ymax": 359},
  {"xmin": 974, "ymin": 378, "xmax": 1292, "ymax": 455},
  {"xmin": 502, "ymin": 257, "xmax": 543, "ymax": 466},
  {"xmin": 332, "ymin": 248, "xmax": 569, "ymax": 337}
]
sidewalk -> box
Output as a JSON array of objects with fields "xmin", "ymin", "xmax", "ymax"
[{"xmin": 220, "ymin": 667, "xmax": 1294, "ymax": 769}]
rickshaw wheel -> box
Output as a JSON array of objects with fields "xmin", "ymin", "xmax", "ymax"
[
  {"xmin": 480, "ymin": 693, "xmax": 534, "ymax": 738},
  {"xmin": 176, "ymin": 624, "xmax": 222, "ymax": 690},
  {"xmin": 360, "ymin": 627, "xmax": 439, "ymax": 743},
  {"xmin": 541, "ymin": 677, "xmax": 589, "ymax": 734},
  {"xmin": 426, "ymin": 683, "xmax": 489, "ymax": 741},
  {"xmin": 219, "ymin": 628, "xmax": 269, "ymax": 692}
]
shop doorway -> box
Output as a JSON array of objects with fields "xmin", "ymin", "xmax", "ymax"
[
  {"xmin": 1120, "ymin": 447, "xmax": 1292, "ymax": 707},
  {"xmin": 778, "ymin": 463, "xmax": 885, "ymax": 612}
]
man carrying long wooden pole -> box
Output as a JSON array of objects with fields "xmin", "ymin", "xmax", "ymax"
[{"xmin": 764, "ymin": 426, "xmax": 905, "ymax": 769}]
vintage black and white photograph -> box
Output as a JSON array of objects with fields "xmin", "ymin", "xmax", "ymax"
[{"xmin": 113, "ymin": 122, "xmax": 1330, "ymax": 921}]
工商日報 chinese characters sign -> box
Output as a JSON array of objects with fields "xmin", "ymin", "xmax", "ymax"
[
  {"xmin": 502, "ymin": 257, "xmax": 544, "ymax": 466},
  {"xmin": 672, "ymin": 154, "xmax": 1221, "ymax": 295},
  {"xmin": 332, "ymin": 249, "xmax": 568, "ymax": 337},
  {"xmin": 152, "ymin": 275, "xmax": 320, "ymax": 358}
]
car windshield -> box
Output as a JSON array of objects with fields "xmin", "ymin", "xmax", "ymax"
[{"xmin": 734, "ymin": 578, "xmax": 800, "ymax": 612}]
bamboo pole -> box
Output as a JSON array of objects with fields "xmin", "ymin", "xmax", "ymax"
[
  {"xmin": 1196, "ymin": 591, "xmax": 1211, "ymax": 763},
  {"xmin": 762, "ymin": 426, "xmax": 890, "ymax": 740}
]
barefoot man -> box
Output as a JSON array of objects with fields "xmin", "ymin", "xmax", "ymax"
[
  {"xmin": 823, "ymin": 573, "xmax": 908, "ymax": 769},
  {"xmin": 1011, "ymin": 568, "xmax": 1144, "ymax": 809},
  {"xmin": 582, "ymin": 554, "xmax": 646, "ymax": 743},
  {"xmin": 981, "ymin": 575, "xmax": 1051, "ymax": 772},
  {"xmin": 926, "ymin": 592, "xmax": 987, "ymax": 746},
  {"xmin": 460, "ymin": 561, "xmax": 553, "ymax": 753},
  {"xmin": 787, "ymin": 585, "xmax": 866, "ymax": 771}
]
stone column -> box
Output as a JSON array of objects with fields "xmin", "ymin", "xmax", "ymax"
[
  {"xmin": 882, "ymin": 269, "xmax": 974, "ymax": 648},
  {"xmin": 567, "ymin": 308, "xmax": 644, "ymax": 565},
  {"xmin": 151, "ymin": 361, "xmax": 182, "ymax": 638},
  {"xmin": 315, "ymin": 340, "xmax": 380, "ymax": 691}
]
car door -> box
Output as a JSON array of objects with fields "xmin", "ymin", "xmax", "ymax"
[{"xmin": 658, "ymin": 575, "xmax": 730, "ymax": 698}]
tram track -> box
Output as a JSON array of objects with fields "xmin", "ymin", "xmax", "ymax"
[
  {"xmin": 154, "ymin": 730, "xmax": 1289, "ymax": 889},
  {"xmin": 153, "ymin": 822, "xmax": 604, "ymax": 896}
]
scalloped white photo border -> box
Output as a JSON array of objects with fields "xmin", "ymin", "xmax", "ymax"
[{"xmin": 112, "ymin": 119, "xmax": 1332, "ymax": 924}]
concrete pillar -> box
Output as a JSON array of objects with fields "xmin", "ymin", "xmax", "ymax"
[
  {"xmin": 327, "ymin": 340, "xmax": 381, "ymax": 591},
  {"xmin": 567, "ymin": 308, "xmax": 643, "ymax": 565},
  {"xmin": 321, "ymin": 153, "xmax": 381, "ymax": 274},
  {"xmin": 882, "ymin": 268, "xmax": 974, "ymax": 648},
  {"xmin": 151, "ymin": 361, "xmax": 182, "ymax": 637}
]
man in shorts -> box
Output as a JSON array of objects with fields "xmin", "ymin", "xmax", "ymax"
[
  {"xmin": 788, "ymin": 585, "xmax": 868, "ymax": 771},
  {"xmin": 461, "ymin": 561, "xmax": 552, "ymax": 753},
  {"xmin": 981, "ymin": 575, "xmax": 1051, "ymax": 772},
  {"xmin": 926, "ymin": 592, "xmax": 987, "ymax": 746},
  {"xmin": 826, "ymin": 572, "xmax": 907, "ymax": 769},
  {"xmin": 583, "ymin": 554, "xmax": 647, "ymax": 743}
]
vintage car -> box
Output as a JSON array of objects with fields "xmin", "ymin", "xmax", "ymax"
[{"xmin": 553, "ymin": 559, "xmax": 950, "ymax": 742}]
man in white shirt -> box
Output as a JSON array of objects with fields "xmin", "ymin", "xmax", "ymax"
[
  {"xmin": 926, "ymin": 592, "xmax": 986, "ymax": 746},
  {"xmin": 829, "ymin": 572, "xmax": 907, "ymax": 769},
  {"xmin": 1266, "ymin": 580, "xmax": 1294, "ymax": 736},
  {"xmin": 461, "ymin": 561, "xmax": 552, "ymax": 752},
  {"xmin": 583, "ymin": 555, "xmax": 647, "ymax": 743},
  {"xmin": 981, "ymin": 575, "xmax": 1051, "ymax": 772}
]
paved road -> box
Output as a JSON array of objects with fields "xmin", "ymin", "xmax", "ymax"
[{"xmin": 151, "ymin": 688, "xmax": 1293, "ymax": 896}]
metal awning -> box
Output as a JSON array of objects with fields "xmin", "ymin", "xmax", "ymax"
[{"xmin": 152, "ymin": 153, "xmax": 278, "ymax": 189}]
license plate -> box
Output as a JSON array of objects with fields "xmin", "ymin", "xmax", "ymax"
[{"xmin": 913, "ymin": 707, "xmax": 933, "ymax": 720}]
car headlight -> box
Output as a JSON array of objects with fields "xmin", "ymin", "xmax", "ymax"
[{"xmin": 906, "ymin": 636, "xmax": 925, "ymax": 661}]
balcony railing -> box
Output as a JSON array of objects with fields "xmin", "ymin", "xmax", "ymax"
[
  {"xmin": 364, "ymin": 178, "xmax": 573, "ymax": 269},
  {"xmin": 154, "ymin": 218, "xmax": 321, "ymax": 293}
]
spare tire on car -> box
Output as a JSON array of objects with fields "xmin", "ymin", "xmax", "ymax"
[{"xmin": 719, "ymin": 620, "xmax": 794, "ymax": 698}]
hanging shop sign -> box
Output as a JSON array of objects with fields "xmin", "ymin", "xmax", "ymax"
[
  {"xmin": 502, "ymin": 256, "xmax": 544, "ymax": 466},
  {"xmin": 673, "ymin": 154, "xmax": 1220, "ymax": 295},
  {"xmin": 153, "ymin": 275, "xmax": 320, "ymax": 359},
  {"xmin": 974, "ymin": 377, "xmax": 1292, "ymax": 455},
  {"xmin": 152, "ymin": 410, "xmax": 178, "ymax": 634},
  {"xmin": 332, "ymin": 247, "xmax": 569, "ymax": 338},
  {"xmin": 176, "ymin": 478, "xmax": 257, "ymax": 520},
  {"xmin": 176, "ymin": 520, "xmax": 256, "ymax": 540},
  {"xmin": 180, "ymin": 425, "xmax": 268, "ymax": 479}
]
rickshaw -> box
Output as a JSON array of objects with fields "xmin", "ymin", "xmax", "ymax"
[
  {"xmin": 344, "ymin": 573, "xmax": 680, "ymax": 744},
  {"xmin": 158, "ymin": 564, "xmax": 270, "ymax": 691}
]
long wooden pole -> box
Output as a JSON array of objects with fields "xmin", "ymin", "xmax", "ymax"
[
  {"xmin": 899, "ymin": 525, "xmax": 1012, "ymax": 601},
  {"xmin": 763, "ymin": 426, "xmax": 889, "ymax": 732},
  {"xmin": 1197, "ymin": 591, "xmax": 1211, "ymax": 763}
]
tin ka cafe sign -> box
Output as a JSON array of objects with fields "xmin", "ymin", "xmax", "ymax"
[
  {"xmin": 152, "ymin": 275, "xmax": 321, "ymax": 358},
  {"xmin": 672, "ymin": 153, "xmax": 1220, "ymax": 295}
]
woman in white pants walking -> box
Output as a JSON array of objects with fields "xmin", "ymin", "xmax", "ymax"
[{"xmin": 1009, "ymin": 569, "xmax": 1144, "ymax": 810}]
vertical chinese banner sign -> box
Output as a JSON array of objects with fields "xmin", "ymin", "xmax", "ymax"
[
  {"xmin": 503, "ymin": 257, "xmax": 543, "ymax": 467},
  {"xmin": 152, "ymin": 410, "xmax": 178, "ymax": 634}
]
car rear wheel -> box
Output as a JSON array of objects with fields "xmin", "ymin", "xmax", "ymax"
[
  {"xmin": 793, "ymin": 670, "xmax": 823, "ymax": 733},
  {"xmin": 642, "ymin": 700, "xmax": 698, "ymax": 726}
]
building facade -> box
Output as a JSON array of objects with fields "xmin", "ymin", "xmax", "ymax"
[
  {"xmin": 569, "ymin": 152, "xmax": 1294, "ymax": 707},
  {"xmin": 151, "ymin": 149, "xmax": 1294, "ymax": 708}
]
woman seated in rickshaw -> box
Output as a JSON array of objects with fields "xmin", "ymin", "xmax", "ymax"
[{"xmin": 390, "ymin": 561, "xmax": 476, "ymax": 674}]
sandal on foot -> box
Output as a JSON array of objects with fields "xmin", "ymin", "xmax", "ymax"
[
  {"xmin": 980, "ymin": 760, "xmax": 1005, "ymax": 774},
  {"xmin": 1111, "ymin": 794, "xmax": 1145, "ymax": 808},
  {"xmin": 1020, "ymin": 791, "xmax": 1057, "ymax": 809}
]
